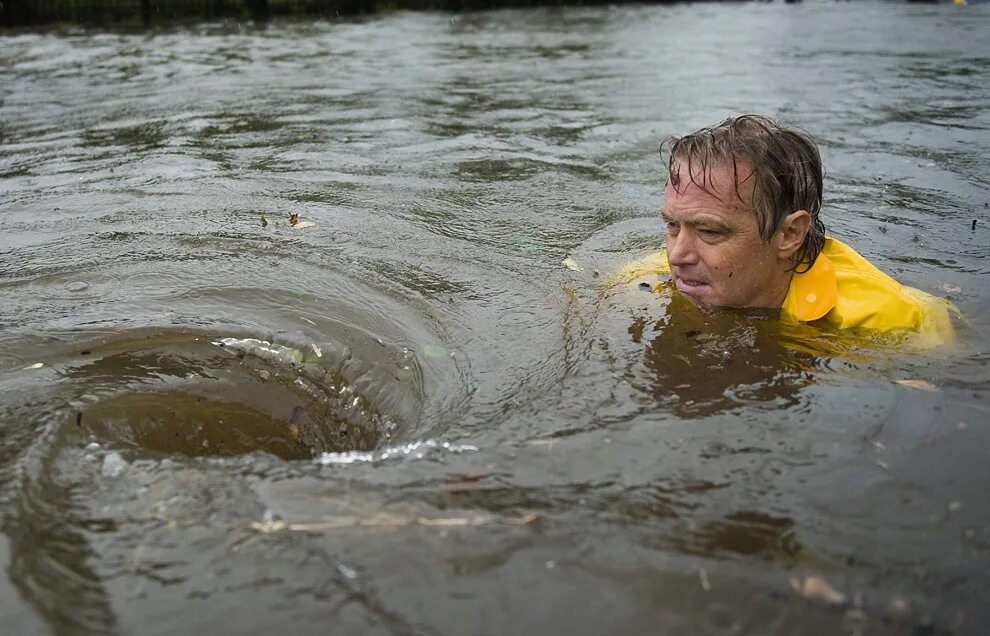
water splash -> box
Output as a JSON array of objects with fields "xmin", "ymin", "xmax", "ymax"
[{"xmin": 315, "ymin": 439, "xmax": 479, "ymax": 466}]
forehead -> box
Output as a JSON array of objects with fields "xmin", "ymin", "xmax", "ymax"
[{"xmin": 663, "ymin": 159, "xmax": 757, "ymax": 214}]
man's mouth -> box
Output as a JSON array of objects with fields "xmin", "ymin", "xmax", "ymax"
[{"xmin": 673, "ymin": 275, "xmax": 710, "ymax": 297}]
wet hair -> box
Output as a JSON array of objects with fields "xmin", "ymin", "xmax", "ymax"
[{"xmin": 661, "ymin": 114, "xmax": 826, "ymax": 272}]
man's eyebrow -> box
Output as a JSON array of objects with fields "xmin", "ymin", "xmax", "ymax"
[
  {"xmin": 662, "ymin": 211, "xmax": 734, "ymax": 232},
  {"xmin": 694, "ymin": 217, "xmax": 734, "ymax": 232}
]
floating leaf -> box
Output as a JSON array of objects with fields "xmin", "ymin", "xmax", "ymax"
[
  {"xmin": 561, "ymin": 257, "xmax": 582, "ymax": 272},
  {"xmin": 948, "ymin": 501, "xmax": 962, "ymax": 512},
  {"xmin": 423, "ymin": 345, "xmax": 448, "ymax": 358},
  {"xmin": 261, "ymin": 214, "xmax": 268, "ymax": 227},
  {"xmin": 288, "ymin": 290, "xmax": 306, "ymax": 298},
  {"xmin": 292, "ymin": 220, "xmax": 316, "ymax": 230},
  {"xmin": 24, "ymin": 362, "xmax": 44, "ymax": 370},
  {"xmin": 895, "ymin": 379, "xmax": 938, "ymax": 392}
]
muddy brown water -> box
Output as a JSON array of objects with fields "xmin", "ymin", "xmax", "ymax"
[{"xmin": 2, "ymin": 3, "xmax": 989, "ymax": 634}]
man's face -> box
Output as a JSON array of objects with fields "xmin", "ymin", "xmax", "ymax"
[{"xmin": 662, "ymin": 160, "xmax": 791, "ymax": 309}]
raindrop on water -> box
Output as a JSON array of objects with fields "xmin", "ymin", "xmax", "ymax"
[{"xmin": 65, "ymin": 281, "xmax": 89, "ymax": 293}]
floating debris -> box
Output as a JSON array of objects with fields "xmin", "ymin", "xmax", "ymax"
[
  {"xmin": 895, "ymin": 379, "xmax": 938, "ymax": 392},
  {"xmin": 789, "ymin": 575, "xmax": 847, "ymax": 606},
  {"xmin": 250, "ymin": 518, "xmax": 287, "ymax": 534},
  {"xmin": 698, "ymin": 568, "xmax": 711, "ymax": 592},
  {"xmin": 292, "ymin": 220, "xmax": 316, "ymax": 230},
  {"xmin": 561, "ymin": 257, "xmax": 582, "ymax": 272},
  {"xmin": 261, "ymin": 214, "xmax": 268, "ymax": 227},
  {"xmin": 23, "ymin": 362, "xmax": 44, "ymax": 370},
  {"xmin": 515, "ymin": 512, "xmax": 541, "ymax": 525},
  {"xmin": 248, "ymin": 512, "xmax": 516, "ymax": 533},
  {"xmin": 288, "ymin": 423, "xmax": 303, "ymax": 445},
  {"xmin": 288, "ymin": 213, "xmax": 299, "ymax": 226},
  {"xmin": 418, "ymin": 516, "xmax": 486, "ymax": 527}
]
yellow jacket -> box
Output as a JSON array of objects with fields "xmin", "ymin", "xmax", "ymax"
[{"xmin": 616, "ymin": 238, "xmax": 955, "ymax": 346}]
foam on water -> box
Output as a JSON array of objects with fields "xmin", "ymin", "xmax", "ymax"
[{"xmin": 315, "ymin": 438, "xmax": 479, "ymax": 465}]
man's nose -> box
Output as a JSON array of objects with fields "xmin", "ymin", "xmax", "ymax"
[{"xmin": 667, "ymin": 232, "xmax": 698, "ymax": 266}]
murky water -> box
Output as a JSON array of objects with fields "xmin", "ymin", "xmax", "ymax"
[{"xmin": 2, "ymin": 3, "xmax": 990, "ymax": 634}]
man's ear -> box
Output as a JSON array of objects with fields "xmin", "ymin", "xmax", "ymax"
[{"xmin": 775, "ymin": 210, "xmax": 812, "ymax": 259}]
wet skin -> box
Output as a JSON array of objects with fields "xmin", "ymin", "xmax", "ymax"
[{"xmin": 662, "ymin": 160, "xmax": 811, "ymax": 309}]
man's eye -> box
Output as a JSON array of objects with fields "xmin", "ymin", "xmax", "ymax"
[{"xmin": 699, "ymin": 228, "xmax": 722, "ymax": 237}]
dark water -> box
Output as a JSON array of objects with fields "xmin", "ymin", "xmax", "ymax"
[{"xmin": 2, "ymin": 3, "xmax": 990, "ymax": 634}]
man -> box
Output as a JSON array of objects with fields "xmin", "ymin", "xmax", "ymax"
[{"xmin": 619, "ymin": 115, "xmax": 954, "ymax": 346}]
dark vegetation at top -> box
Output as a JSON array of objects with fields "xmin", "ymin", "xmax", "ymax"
[{"xmin": 2, "ymin": 0, "xmax": 682, "ymax": 27}]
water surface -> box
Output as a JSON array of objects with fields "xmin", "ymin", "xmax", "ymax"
[{"xmin": 2, "ymin": 3, "xmax": 989, "ymax": 634}]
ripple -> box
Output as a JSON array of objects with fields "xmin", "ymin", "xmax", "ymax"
[{"xmin": 64, "ymin": 281, "xmax": 89, "ymax": 293}]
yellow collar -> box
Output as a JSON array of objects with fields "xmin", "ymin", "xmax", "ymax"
[{"xmin": 782, "ymin": 251, "xmax": 838, "ymax": 321}]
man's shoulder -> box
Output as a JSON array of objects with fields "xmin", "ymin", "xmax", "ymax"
[
  {"xmin": 826, "ymin": 238, "xmax": 906, "ymax": 293},
  {"xmin": 823, "ymin": 238, "xmax": 954, "ymax": 342}
]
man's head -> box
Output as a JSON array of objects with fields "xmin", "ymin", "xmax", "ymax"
[{"xmin": 660, "ymin": 115, "xmax": 827, "ymax": 309}]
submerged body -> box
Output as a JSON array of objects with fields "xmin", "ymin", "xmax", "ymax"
[{"xmin": 617, "ymin": 237, "xmax": 955, "ymax": 346}]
